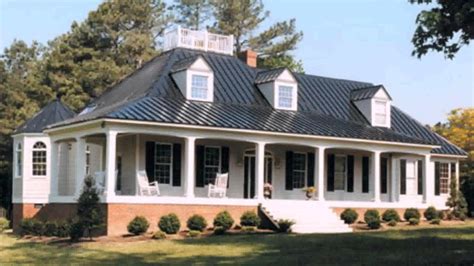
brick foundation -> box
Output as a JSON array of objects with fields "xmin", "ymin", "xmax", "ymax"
[{"xmin": 332, "ymin": 207, "xmax": 427, "ymax": 222}]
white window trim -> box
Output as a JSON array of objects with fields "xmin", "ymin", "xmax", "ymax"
[
  {"xmin": 204, "ymin": 146, "xmax": 222, "ymax": 186},
  {"xmin": 333, "ymin": 154, "xmax": 347, "ymax": 191},
  {"xmin": 439, "ymin": 161, "xmax": 450, "ymax": 195},
  {"xmin": 32, "ymin": 141, "xmax": 47, "ymax": 178},
  {"xmin": 154, "ymin": 142, "xmax": 173, "ymax": 185},
  {"xmin": 275, "ymin": 81, "xmax": 298, "ymax": 111},
  {"xmin": 292, "ymin": 152, "xmax": 307, "ymax": 189},
  {"xmin": 15, "ymin": 142, "xmax": 22, "ymax": 178},
  {"xmin": 186, "ymin": 70, "xmax": 214, "ymax": 102},
  {"xmin": 371, "ymin": 97, "xmax": 391, "ymax": 127}
]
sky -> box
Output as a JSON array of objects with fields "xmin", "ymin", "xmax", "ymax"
[{"xmin": 0, "ymin": 0, "xmax": 472, "ymax": 125}]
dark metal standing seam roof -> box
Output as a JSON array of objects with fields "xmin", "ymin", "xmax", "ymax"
[
  {"xmin": 48, "ymin": 48, "xmax": 467, "ymax": 156},
  {"xmin": 350, "ymin": 85, "xmax": 392, "ymax": 101},
  {"xmin": 15, "ymin": 99, "xmax": 75, "ymax": 134}
]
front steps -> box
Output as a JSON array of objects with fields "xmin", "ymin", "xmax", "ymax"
[{"xmin": 260, "ymin": 200, "xmax": 352, "ymax": 233}]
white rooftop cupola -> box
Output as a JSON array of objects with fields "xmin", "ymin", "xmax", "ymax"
[
  {"xmin": 255, "ymin": 68, "xmax": 298, "ymax": 111},
  {"xmin": 163, "ymin": 26, "xmax": 234, "ymax": 56},
  {"xmin": 351, "ymin": 85, "xmax": 392, "ymax": 128}
]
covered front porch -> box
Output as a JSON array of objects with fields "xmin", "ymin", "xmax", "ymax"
[{"xmin": 47, "ymin": 121, "xmax": 458, "ymax": 209}]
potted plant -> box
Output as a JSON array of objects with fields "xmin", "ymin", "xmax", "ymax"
[
  {"xmin": 302, "ymin": 186, "xmax": 316, "ymax": 200},
  {"xmin": 264, "ymin": 183, "xmax": 273, "ymax": 199}
]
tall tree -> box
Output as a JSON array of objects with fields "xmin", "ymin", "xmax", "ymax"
[
  {"xmin": 410, "ymin": 0, "xmax": 474, "ymax": 59},
  {"xmin": 172, "ymin": 0, "xmax": 212, "ymax": 30},
  {"xmin": 211, "ymin": 0, "xmax": 304, "ymax": 71}
]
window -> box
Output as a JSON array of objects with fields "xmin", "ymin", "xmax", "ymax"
[
  {"xmin": 278, "ymin": 85, "xmax": 293, "ymax": 108},
  {"xmin": 16, "ymin": 143, "xmax": 22, "ymax": 177},
  {"xmin": 154, "ymin": 143, "xmax": 173, "ymax": 184},
  {"xmin": 292, "ymin": 153, "xmax": 306, "ymax": 188},
  {"xmin": 374, "ymin": 100, "xmax": 387, "ymax": 125},
  {"xmin": 191, "ymin": 74, "xmax": 209, "ymax": 100},
  {"xmin": 204, "ymin": 147, "xmax": 221, "ymax": 185},
  {"xmin": 334, "ymin": 155, "xmax": 346, "ymax": 190},
  {"xmin": 32, "ymin": 142, "xmax": 47, "ymax": 176},
  {"xmin": 439, "ymin": 162, "xmax": 449, "ymax": 194},
  {"xmin": 85, "ymin": 145, "xmax": 91, "ymax": 175}
]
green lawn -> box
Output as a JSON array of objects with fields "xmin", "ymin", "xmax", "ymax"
[{"xmin": 1, "ymin": 222, "xmax": 474, "ymax": 265}]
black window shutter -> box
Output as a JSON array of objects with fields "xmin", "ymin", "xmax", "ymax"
[
  {"xmin": 435, "ymin": 162, "xmax": 440, "ymax": 195},
  {"xmin": 145, "ymin": 141, "xmax": 155, "ymax": 182},
  {"xmin": 400, "ymin": 159, "xmax": 406, "ymax": 195},
  {"xmin": 362, "ymin": 156, "xmax": 369, "ymax": 193},
  {"xmin": 327, "ymin": 154, "xmax": 335, "ymax": 192},
  {"xmin": 195, "ymin": 145, "xmax": 205, "ymax": 187},
  {"xmin": 307, "ymin": 152, "xmax": 315, "ymax": 187},
  {"xmin": 172, "ymin": 143, "xmax": 181, "ymax": 187},
  {"xmin": 417, "ymin": 160, "xmax": 423, "ymax": 195},
  {"xmin": 285, "ymin": 151, "xmax": 293, "ymax": 190},
  {"xmin": 381, "ymin": 157, "xmax": 388, "ymax": 194},
  {"xmin": 347, "ymin": 155, "xmax": 354, "ymax": 192},
  {"xmin": 221, "ymin": 146, "xmax": 230, "ymax": 188}
]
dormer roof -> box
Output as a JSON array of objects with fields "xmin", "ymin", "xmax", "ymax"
[
  {"xmin": 351, "ymin": 85, "xmax": 392, "ymax": 101},
  {"xmin": 255, "ymin": 68, "xmax": 287, "ymax": 84},
  {"xmin": 170, "ymin": 55, "xmax": 202, "ymax": 73}
]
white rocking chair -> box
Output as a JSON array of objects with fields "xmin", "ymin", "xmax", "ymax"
[
  {"xmin": 137, "ymin": 170, "xmax": 160, "ymax": 196},
  {"xmin": 208, "ymin": 173, "xmax": 228, "ymax": 198}
]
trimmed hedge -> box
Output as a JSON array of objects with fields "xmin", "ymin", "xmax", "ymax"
[
  {"xmin": 382, "ymin": 209, "xmax": 400, "ymax": 222},
  {"xmin": 213, "ymin": 211, "xmax": 234, "ymax": 231},
  {"xmin": 340, "ymin": 209, "xmax": 358, "ymax": 224},
  {"xmin": 409, "ymin": 218, "xmax": 420, "ymax": 225},
  {"xmin": 423, "ymin": 207, "xmax": 438, "ymax": 221},
  {"xmin": 240, "ymin": 211, "xmax": 260, "ymax": 227},
  {"xmin": 364, "ymin": 209, "xmax": 381, "ymax": 230},
  {"xmin": 0, "ymin": 217, "xmax": 9, "ymax": 233},
  {"xmin": 404, "ymin": 208, "xmax": 421, "ymax": 221},
  {"xmin": 44, "ymin": 221, "xmax": 58, "ymax": 237},
  {"xmin": 159, "ymin": 213, "xmax": 181, "ymax": 234},
  {"xmin": 127, "ymin": 216, "xmax": 150, "ymax": 235},
  {"xmin": 187, "ymin": 214, "xmax": 207, "ymax": 232}
]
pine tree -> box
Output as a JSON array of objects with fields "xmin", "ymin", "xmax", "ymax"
[
  {"xmin": 446, "ymin": 174, "xmax": 468, "ymax": 220},
  {"xmin": 77, "ymin": 175, "xmax": 103, "ymax": 240},
  {"xmin": 211, "ymin": 0, "xmax": 303, "ymax": 71},
  {"xmin": 172, "ymin": 0, "xmax": 212, "ymax": 30}
]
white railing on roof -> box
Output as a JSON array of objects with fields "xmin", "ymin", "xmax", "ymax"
[{"xmin": 163, "ymin": 26, "xmax": 234, "ymax": 56}]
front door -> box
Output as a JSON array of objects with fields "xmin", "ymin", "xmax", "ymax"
[{"xmin": 243, "ymin": 155, "xmax": 272, "ymax": 199}]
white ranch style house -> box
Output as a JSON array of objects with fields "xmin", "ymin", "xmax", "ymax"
[{"xmin": 12, "ymin": 28, "xmax": 467, "ymax": 234}]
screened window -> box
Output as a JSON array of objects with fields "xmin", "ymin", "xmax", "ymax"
[
  {"xmin": 16, "ymin": 143, "xmax": 22, "ymax": 177},
  {"xmin": 154, "ymin": 143, "xmax": 172, "ymax": 184},
  {"xmin": 439, "ymin": 162, "xmax": 449, "ymax": 194},
  {"xmin": 278, "ymin": 85, "xmax": 293, "ymax": 108},
  {"xmin": 334, "ymin": 155, "xmax": 346, "ymax": 190},
  {"xmin": 374, "ymin": 100, "xmax": 387, "ymax": 124},
  {"xmin": 204, "ymin": 147, "xmax": 220, "ymax": 185},
  {"xmin": 32, "ymin": 142, "xmax": 47, "ymax": 176},
  {"xmin": 191, "ymin": 74, "xmax": 209, "ymax": 100},
  {"xmin": 85, "ymin": 145, "xmax": 91, "ymax": 175},
  {"xmin": 292, "ymin": 153, "xmax": 306, "ymax": 188}
]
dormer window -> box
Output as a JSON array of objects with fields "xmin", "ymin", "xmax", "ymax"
[
  {"xmin": 374, "ymin": 100, "xmax": 387, "ymax": 125},
  {"xmin": 255, "ymin": 68, "xmax": 298, "ymax": 111},
  {"xmin": 351, "ymin": 85, "xmax": 392, "ymax": 128},
  {"xmin": 191, "ymin": 74, "xmax": 209, "ymax": 100},
  {"xmin": 171, "ymin": 56, "xmax": 214, "ymax": 102}
]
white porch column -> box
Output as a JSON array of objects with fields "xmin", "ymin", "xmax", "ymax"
[
  {"xmin": 373, "ymin": 151, "xmax": 381, "ymax": 202},
  {"xmin": 74, "ymin": 137, "xmax": 87, "ymax": 198},
  {"xmin": 317, "ymin": 147, "xmax": 326, "ymax": 201},
  {"xmin": 105, "ymin": 131, "xmax": 118, "ymax": 199},
  {"xmin": 390, "ymin": 156, "xmax": 397, "ymax": 202},
  {"xmin": 455, "ymin": 161, "xmax": 460, "ymax": 191},
  {"xmin": 184, "ymin": 137, "xmax": 196, "ymax": 198},
  {"xmin": 255, "ymin": 142, "xmax": 266, "ymax": 200},
  {"xmin": 423, "ymin": 154, "xmax": 434, "ymax": 204},
  {"xmin": 50, "ymin": 141, "xmax": 59, "ymax": 199}
]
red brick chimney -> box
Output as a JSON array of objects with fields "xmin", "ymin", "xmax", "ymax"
[{"xmin": 238, "ymin": 49, "xmax": 257, "ymax": 68}]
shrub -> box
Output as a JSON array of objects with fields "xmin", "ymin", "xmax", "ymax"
[
  {"xmin": 430, "ymin": 218, "xmax": 441, "ymax": 225},
  {"xmin": 186, "ymin": 214, "xmax": 207, "ymax": 232},
  {"xmin": 31, "ymin": 219, "xmax": 45, "ymax": 236},
  {"xmin": 382, "ymin": 209, "xmax": 400, "ymax": 222},
  {"xmin": 20, "ymin": 218, "xmax": 35, "ymax": 235},
  {"xmin": 56, "ymin": 221, "xmax": 70, "ymax": 237},
  {"xmin": 340, "ymin": 209, "xmax": 358, "ymax": 224},
  {"xmin": 187, "ymin": 230, "xmax": 201, "ymax": 238},
  {"xmin": 0, "ymin": 217, "xmax": 9, "ymax": 233},
  {"xmin": 241, "ymin": 226, "xmax": 257, "ymax": 232},
  {"xmin": 69, "ymin": 221, "xmax": 84, "ymax": 242},
  {"xmin": 159, "ymin": 213, "xmax": 181, "ymax": 234},
  {"xmin": 388, "ymin": 220, "xmax": 397, "ymax": 227},
  {"xmin": 127, "ymin": 216, "xmax": 150, "ymax": 235},
  {"xmin": 240, "ymin": 211, "xmax": 260, "ymax": 227},
  {"xmin": 437, "ymin": 210, "xmax": 445, "ymax": 220},
  {"xmin": 213, "ymin": 211, "xmax": 234, "ymax": 231},
  {"xmin": 152, "ymin": 231, "xmax": 166, "ymax": 240},
  {"xmin": 277, "ymin": 219, "xmax": 295, "ymax": 233},
  {"xmin": 364, "ymin": 209, "xmax": 381, "ymax": 230},
  {"xmin": 214, "ymin": 226, "xmax": 226, "ymax": 235},
  {"xmin": 423, "ymin": 206, "xmax": 438, "ymax": 221},
  {"xmin": 408, "ymin": 218, "xmax": 419, "ymax": 225},
  {"xmin": 404, "ymin": 208, "xmax": 420, "ymax": 221},
  {"xmin": 77, "ymin": 175, "xmax": 103, "ymax": 240},
  {"xmin": 44, "ymin": 221, "xmax": 58, "ymax": 237}
]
